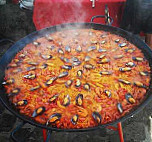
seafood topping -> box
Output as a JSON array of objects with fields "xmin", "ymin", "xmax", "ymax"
[
  {"xmin": 77, "ymin": 70, "xmax": 83, "ymax": 78},
  {"xmin": 65, "ymin": 80, "xmax": 73, "ymax": 88},
  {"xmin": 139, "ymin": 71, "xmax": 149, "ymax": 76},
  {"xmin": 117, "ymin": 103, "xmax": 123, "ymax": 114},
  {"xmin": 12, "ymin": 68, "xmax": 22, "ymax": 74},
  {"xmin": 28, "ymin": 62, "xmax": 39, "ymax": 66},
  {"xmin": 27, "ymin": 66, "xmax": 36, "ymax": 71},
  {"xmin": 2, "ymin": 78, "xmax": 14, "ymax": 85},
  {"xmin": 83, "ymin": 83, "xmax": 90, "ymax": 91},
  {"xmin": 46, "ymin": 35, "xmax": 53, "ymax": 41},
  {"xmin": 84, "ymin": 64, "xmax": 95, "ymax": 69},
  {"xmin": 72, "ymin": 61, "xmax": 81, "ymax": 66},
  {"xmin": 119, "ymin": 43, "xmax": 127, "ymax": 47},
  {"xmin": 76, "ymin": 45, "xmax": 82, "ymax": 52},
  {"xmin": 71, "ymin": 114, "xmax": 79, "ymax": 125},
  {"xmin": 97, "ymin": 58, "xmax": 110, "ymax": 64},
  {"xmin": 134, "ymin": 81, "xmax": 147, "ymax": 88},
  {"xmin": 98, "ymin": 54, "xmax": 105, "ymax": 59},
  {"xmin": 92, "ymin": 112, "xmax": 102, "ymax": 124},
  {"xmin": 100, "ymin": 71, "xmax": 112, "ymax": 75},
  {"xmin": 8, "ymin": 88, "xmax": 20, "ymax": 97},
  {"xmin": 71, "ymin": 57, "xmax": 79, "ymax": 62},
  {"xmin": 76, "ymin": 94, "xmax": 83, "ymax": 106},
  {"xmin": 132, "ymin": 57, "xmax": 144, "ymax": 62},
  {"xmin": 119, "ymin": 67, "xmax": 132, "ymax": 72},
  {"xmin": 84, "ymin": 56, "xmax": 91, "ymax": 62},
  {"xmin": 58, "ymin": 72, "xmax": 68, "ymax": 78},
  {"xmin": 60, "ymin": 57, "xmax": 70, "ymax": 63},
  {"xmin": 30, "ymin": 85, "xmax": 40, "ymax": 91},
  {"xmin": 100, "ymin": 40, "xmax": 106, "ymax": 44},
  {"xmin": 125, "ymin": 62, "xmax": 136, "ymax": 67},
  {"xmin": 33, "ymin": 42, "xmax": 40, "ymax": 46},
  {"xmin": 32, "ymin": 106, "xmax": 46, "ymax": 117},
  {"xmin": 49, "ymin": 94, "xmax": 59, "ymax": 103},
  {"xmin": 115, "ymin": 39, "xmax": 120, "ymax": 43},
  {"xmin": 104, "ymin": 90, "xmax": 111, "ymax": 98},
  {"xmin": 125, "ymin": 93, "xmax": 136, "ymax": 104},
  {"xmin": 98, "ymin": 49, "xmax": 107, "ymax": 52},
  {"xmin": 87, "ymin": 46, "xmax": 96, "ymax": 52},
  {"xmin": 118, "ymin": 79, "xmax": 131, "ymax": 85},
  {"xmin": 114, "ymin": 55, "xmax": 124, "ymax": 59},
  {"xmin": 58, "ymin": 48, "xmax": 64, "ymax": 54},
  {"xmin": 15, "ymin": 100, "xmax": 28, "ymax": 106},
  {"xmin": 61, "ymin": 65, "xmax": 72, "ymax": 70},
  {"xmin": 41, "ymin": 54, "xmax": 52, "ymax": 60},
  {"xmin": 24, "ymin": 73, "xmax": 36, "ymax": 79},
  {"xmin": 65, "ymin": 45, "xmax": 71, "ymax": 53},
  {"xmin": 9, "ymin": 63, "xmax": 18, "ymax": 68},
  {"xmin": 63, "ymin": 94, "xmax": 70, "ymax": 106},
  {"xmin": 75, "ymin": 79, "xmax": 81, "ymax": 87},
  {"xmin": 125, "ymin": 48, "xmax": 135, "ymax": 53},
  {"xmin": 46, "ymin": 113, "xmax": 61, "ymax": 125},
  {"xmin": 46, "ymin": 77, "xmax": 57, "ymax": 86},
  {"xmin": 19, "ymin": 54, "xmax": 25, "ymax": 58},
  {"xmin": 47, "ymin": 45, "xmax": 56, "ymax": 50},
  {"xmin": 39, "ymin": 64, "xmax": 48, "ymax": 69}
]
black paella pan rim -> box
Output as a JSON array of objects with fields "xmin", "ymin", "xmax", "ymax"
[{"xmin": 0, "ymin": 22, "xmax": 152, "ymax": 132}]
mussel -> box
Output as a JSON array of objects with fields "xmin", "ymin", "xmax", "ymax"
[
  {"xmin": 30, "ymin": 85, "xmax": 41, "ymax": 91},
  {"xmin": 28, "ymin": 62, "xmax": 39, "ymax": 66},
  {"xmin": 139, "ymin": 71, "xmax": 149, "ymax": 76},
  {"xmin": 15, "ymin": 100, "xmax": 28, "ymax": 106},
  {"xmin": 77, "ymin": 70, "xmax": 83, "ymax": 78},
  {"xmin": 115, "ymin": 39, "xmax": 120, "ymax": 43},
  {"xmin": 24, "ymin": 73, "xmax": 36, "ymax": 79},
  {"xmin": 49, "ymin": 94, "xmax": 59, "ymax": 103},
  {"xmin": 83, "ymin": 64, "xmax": 95, "ymax": 69},
  {"xmin": 46, "ymin": 35, "xmax": 53, "ymax": 41},
  {"xmin": 97, "ymin": 58, "xmax": 110, "ymax": 64},
  {"xmin": 125, "ymin": 48, "xmax": 135, "ymax": 53},
  {"xmin": 65, "ymin": 80, "xmax": 73, "ymax": 88},
  {"xmin": 119, "ymin": 43, "xmax": 127, "ymax": 47},
  {"xmin": 46, "ymin": 113, "xmax": 61, "ymax": 125},
  {"xmin": 45, "ymin": 77, "xmax": 57, "ymax": 86},
  {"xmin": 117, "ymin": 103, "xmax": 123, "ymax": 114},
  {"xmin": 119, "ymin": 67, "xmax": 132, "ymax": 72},
  {"xmin": 100, "ymin": 71, "xmax": 112, "ymax": 75},
  {"xmin": 33, "ymin": 41, "xmax": 40, "ymax": 46},
  {"xmin": 92, "ymin": 112, "xmax": 102, "ymax": 124},
  {"xmin": 58, "ymin": 48, "xmax": 64, "ymax": 54},
  {"xmin": 9, "ymin": 63, "xmax": 18, "ymax": 68},
  {"xmin": 71, "ymin": 57, "xmax": 79, "ymax": 62},
  {"xmin": 98, "ymin": 49, "xmax": 107, "ymax": 52},
  {"xmin": 125, "ymin": 93, "xmax": 136, "ymax": 104},
  {"xmin": 84, "ymin": 56, "xmax": 91, "ymax": 62},
  {"xmin": 2, "ymin": 78, "xmax": 14, "ymax": 85},
  {"xmin": 83, "ymin": 83, "xmax": 90, "ymax": 91},
  {"xmin": 104, "ymin": 90, "xmax": 111, "ymax": 98},
  {"xmin": 71, "ymin": 114, "xmax": 79, "ymax": 125},
  {"xmin": 125, "ymin": 62, "xmax": 136, "ymax": 67},
  {"xmin": 132, "ymin": 57, "xmax": 144, "ymax": 62},
  {"xmin": 47, "ymin": 45, "xmax": 56, "ymax": 50},
  {"xmin": 63, "ymin": 94, "xmax": 70, "ymax": 106},
  {"xmin": 8, "ymin": 88, "xmax": 20, "ymax": 97},
  {"xmin": 72, "ymin": 61, "xmax": 81, "ymax": 66},
  {"xmin": 134, "ymin": 81, "xmax": 147, "ymax": 88},
  {"xmin": 118, "ymin": 79, "xmax": 131, "ymax": 85},
  {"xmin": 41, "ymin": 54, "xmax": 52, "ymax": 60},
  {"xmin": 60, "ymin": 57, "xmax": 70, "ymax": 63},
  {"xmin": 91, "ymin": 40, "xmax": 98, "ymax": 44},
  {"xmin": 32, "ymin": 106, "xmax": 46, "ymax": 117},
  {"xmin": 12, "ymin": 68, "xmax": 22, "ymax": 74},
  {"xmin": 61, "ymin": 65, "xmax": 72, "ymax": 70},
  {"xmin": 114, "ymin": 55, "xmax": 124, "ymax": 59},
  {"xmin": 76, "ymin": 94, "xmax": 83, "ymax": 106},
  {"xmin": 98, "ymin": 55, "xmax": 105, "ymax": 59},
  {"xmin": 65, "ymin": 45, "xmax": 71, "ymax": 53},
  {"xmin": 76, "ymin": 45, "xmax": 82, "ymax": 52},
  {"xmin": 87, "ymin": 46, "xmax": 96, "ymax": 52},
  {"xmin": 19, "ymin": 54, "xmax": 26, "ymax": 58},
  {"xmin": 39, "ymin": 64, "xmax": 48, "ymax": 69},
  {"xmin": 27, "ymin": 66, "xmax": 36, "ymax": 71},
  {"xmin": 75, "ymin": 79, "xmax": 81, "ymax": 87},
  {"xmin": 58, "ymin": 72, "xmax": 68, "ymax": 78},
  {"xmin": 100, "ymin": 40, "xmax": 106, "ymax": 44}
]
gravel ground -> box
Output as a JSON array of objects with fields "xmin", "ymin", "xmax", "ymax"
[{"xmin": 0, "ymin": 1, "xmax": 152, "ymax": 142}]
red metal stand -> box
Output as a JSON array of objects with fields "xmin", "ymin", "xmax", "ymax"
[{"xmin": 42, "ymin": 122, "xmax": 124, "ymax": 142}]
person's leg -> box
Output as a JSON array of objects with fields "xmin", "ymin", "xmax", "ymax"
[{"xmin": 145, "ymin": 34, "xmax": 152, "ymax": 49}]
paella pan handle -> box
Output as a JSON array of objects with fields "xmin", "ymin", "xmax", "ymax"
[
  {"xmin": 0, "ymin": 39, "xmax": 15, "ymax": 44},
  {"xmin": 91, "ymin": 15, "xmax": 113, "ymax": 26},
  {"xmin": 10, "ymin": 121, "xmax": 26, "ymax": 142}
]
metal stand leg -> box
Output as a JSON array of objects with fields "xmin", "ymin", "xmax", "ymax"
[
  {"xmin": 117, "ymin": 122, "xmax": 124, "ymax": 142},
  {"xmin": 42, "ymin": 129, "xmax": 52, "ymax": 142}
]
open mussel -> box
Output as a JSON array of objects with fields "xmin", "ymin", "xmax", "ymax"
[
  {"xmin": 19, "ymin": 54, "xmax": 26, "ymax": 58},
  {"xmin": 63, "ymin": 94, "xmax": 70, "ymax": 106},
  {"xmin": 115, "ymin": 39, "xmax": 120, "ymax": 43},
  {"xmin": 46, "ymin": 113, "xmax": 61, "ymax": 125},
  {"xmin": 47, "ymin": 45, "xmax": 56, "ymax": 50},
  {"xmin": 139, "ymin": 71, "xmax": 149, "ymax": 76},
  {"xmin": 65, "ymin": 45, "xmax": 71, "ymax": 53},
  {"xmin": 119, "ymin": 43, "xmax": 127, "ymax": 47},
  {"xmin": 41, "ymin": 54, "xmax": 52, "ymax": 60},
  {"xmin": 2, "ymin": 78, "xmax": 14, "ymax": 85},
  {"xmin": 14, "ymin": 100, "xmax": 28, "ymax": 106},
  {"xmin": 132, "ymin": 57, "xmax": 144, "ymax": 62},
  {"xmin": 83, "ymin": 83, "xmax": 90, "ymax": 91},
  {"xmin": 27, "ymin": 66, "xmax": 36, "ymax": 71},
  {"xmin": 46, "ymin": 35, "xmax": 53, "ymax": 41},
  {"xmin": 33, "ymin": 41, "xmax": 40, "ymax": 46},
  {"xmin": 45, "ymin": 77, "xmax": 57, "ymax": 86},
  {"xmin": 87, "ymin": 46, "xmax": 96, "ymax": 52},
  {"xmin": 125, "ymin": 48, "xmax": 135, "ymax": 53},
  {"xmin": 58, "ymin": 72, "xmax": 68, "ymax": 78},
  {"xmin": 104, "ymin": 90, "xmax": 111, "ymax": 98},
  {"xmin": 75, "ymin": 79, "xmax": 81, "ymax": 88},
  {"xmin": 65, "ymin": 80, "xmax": 73, "ymax": 88},
  {"xmin": 125, "ymin": 62, "xmax": 136, "ymax": 67},
  {"xmin": 60, "ymin": 57, "xmax": 70, "ymax": 63},
  {"xmin": 119, "ymin": 67, "xmax": 132, "ymax": 72},
  {"xmin": 24, "ymin": 73, "xmax": 36, "ymax": 79},
  {"xmin": 77, "ymin": 70, "xmax": 83, "ymax": 78},
  {"xmin": 58, "ymin": 48, "xmax": 64, "ymax": 54},
  {"xmin": 98, "ymin": 48, "xmax": 107, "ymax": 52},
  {"xmin": 49, "ymin": 94, "xmax": 59, "ymax": 103},
  {"xmin": 100, "ymin": 71, "xmax": 112, "ymax": 75},
  {"xmin": 76, "ymin": 94, "xmax": 83, "ymax": 106},
  {"xmin": 71, "ymin": 57, "xmax": 79, "ymax": 62},
  {"xmin": 98, "ymin": 55, "xmax": 105, "ymax": 59},
  {"xmin": 39, "ymin": 64, "xmax": 48, "ymax": 69},
  {"xmin": 118, "ymin": 79, "xmax": 131, "ymax": 85},
  {"xmin": 8, "ymin": 63, "xmax": 18, "ymax": 68},
  {"xmin": 76, "ymin": 45, "xmax": 82, "ymax": 52},
  {"xmin": 125, "ymin": 93, "xmax": 136, "ymax": 104},
  {"xmin": 83, "ymin": 64, "xmax": 95, "ymax": 69},
  {"xmin": 134, "ymin": 81, "xmax": 147, "ymax": 88},
  {"xmin": 61, "ymin": 65, "xmax": 72, "ymax": 70},
  {"xmin": 8, "ymin": 88, "xmax": 20, "ymax": 97},
  {"xmin": 100, "ymin": 40, "xmax": 106, "ymax": 44},
  {"xmin": 117, "ymin": 103, "xmax": 123, "ymax": 114},
  {"xmin": 71, "ymin": 114, "xmax": 79, "ymax": 125},
  {"xmin": 114, "ymin": 55, "xmax": 124, "ymax": 59},
  {"xmin": 72, "ymin": 61, "xmax": 81, "ymax": 66},
  {"xmin": 97, "ymin": 58, "xmax": 110, "ymax": 64},
  {"xmin": 32, "ymin": 106, "xmax": 45, "ymax": 117},
  {"xmin": 84, "ymin": 56, "xmax": 91, "ymax": 62},
  {"xmin": 30, "ymin": 85, "xmax": 41, "ymax": 91},
  {"xmin": 28, "ymin": 62, "xmax": 39, "ymax": 66},
  {"xmin": 92, "ymin": 112, "xmax": 102, "ymax": 124}
]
